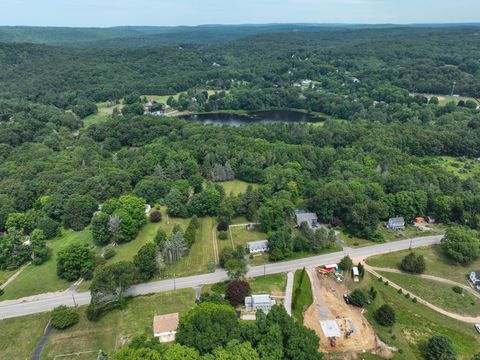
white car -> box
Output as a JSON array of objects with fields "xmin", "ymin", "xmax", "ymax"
[{"xmin": 475, "ymin": 324, "xmax": 480, "ymax": 334}]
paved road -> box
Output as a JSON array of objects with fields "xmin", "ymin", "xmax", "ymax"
[{"xmin": 0, "ymin": 235, "xmax": 442, "ymax": 320}]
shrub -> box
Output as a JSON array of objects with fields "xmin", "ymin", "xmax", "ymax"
[
  {"xmin": 378, "ymin": 277, "xmax": 383, "ymax": 282},
  {"xmin": 339, "ymin": 256, "xmax": 353, "ymax": 271},
  {"xmin": 103, "ymin": 246, "xmax": 116, "ymax": 260},
  {"xmin": 211, "ymin": 282, "xmax": 227, "ymax": 294},
  {"xmin": 405, "ymin": 293, "xmax": 410, "ymax": 299},
  {"xmin": 218, "ymin": 231, "xmax": 228, "ymax": 240},
  {"xmin": 149, "ymin": 210, "xmax": 162, "ymax": 223},
  {"xmin": 349, "ymin": 289, "xmax": 368, "ymax": 307},
  {"xmin": 374, "ymin": 304, "xmax": 396, "ymax": 326},
  {"xmin": 425, "ymin": 335, "xmax": 456, "ymax": 360},
  {"xmin": 369, "ymin": 286, "xmax": 377, "ymax": 300},
  {"xmin": 397, "ymin": 288, "xmax": 403, "ymax": 294},
  {"xmin": 412, "ymin": 297, "xmax": 417, "ymax": 303},
  {"xmin": 217, "ymin": 221, "xmax": 229, "ymax": 232},
  {"xmin": 51, "ymin": 306, "xmax": 79, "ymax": 329},
  {"xmin": 452, "ymin": 286, "xmax": 463, "ymax": 294},
  {"xmin": 400, "ymin": 252, "xmax": 426, "ymax": 274},
  {"xmin": 384, "ymin": 281, "xmax": 389, "ymax": 286},
  {"xmin": 154, "ymin": 228, "xmax": 167, "ymax": 248},
  {"xmin": 0, "ymin": 288, "xmax": 4, "ymax": 297},
  {"xmin": 225, "ymin": 280, "xmax": 251, "ymax": 306}
]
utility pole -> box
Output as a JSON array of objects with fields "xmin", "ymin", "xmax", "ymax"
[
  {"xmin": 173, "ymin": 274, "xmax": 176, "ymax": 291},
  {"xmin": 450, "ymin": 81, "xmax": 456, "ymax": 97},
  {"xmin": 71, "ymin": 293, "xmax": 77, "ymax": 308},
  {"xmin": 263, "ymin": 264, "xmax": 266, "ymax": 276}
]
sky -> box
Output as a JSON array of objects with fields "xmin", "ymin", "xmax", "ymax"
[{"xmin": 0, "ymin": 0, "xmax": 479, "ymax": 27}]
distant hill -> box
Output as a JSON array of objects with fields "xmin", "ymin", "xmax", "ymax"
[{"xmin": 2, "ymin": 23, "xmax": 477, "ymax": 48}]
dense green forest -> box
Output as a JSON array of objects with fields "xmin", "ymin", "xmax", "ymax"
[{"xmin": 1, "ymin": 25, "xmax": 480, "ymax": 272}]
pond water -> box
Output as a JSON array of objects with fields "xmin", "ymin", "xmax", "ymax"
[{"xmin": 181, "ymin": 110, "xmax": 324, "ymax": 126}]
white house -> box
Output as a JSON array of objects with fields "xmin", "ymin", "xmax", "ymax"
[
  {"xmin": 247, "ymin": 240, "xmax": 269, "ymax": 254},
  {"xmin": 153, "ymin": 313, "xmax": 179, "ymax": 343},
  {"xmin": 245, "ymin": 295, "xmax": 276, "ymax": 313},
  {"xmin": 387, "ymin": 217, "xmax": 405, "ymax": 230},
  {"xmin": 470, "ymin": 271, "xmax": 480, "ymax": 290}
]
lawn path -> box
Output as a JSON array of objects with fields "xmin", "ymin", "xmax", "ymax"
[
  {"xmin": 364, "ymin": 263, "xmax": 480, "ymax": 323},
  {"xmin": 367, "ymin": 265, "xmax": 480, "ymax": 300},
  {"xmin": 0, "ymin": 262, "xmax": 30, "ymax": 290}
]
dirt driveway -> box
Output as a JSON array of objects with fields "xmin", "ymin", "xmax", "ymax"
[{"xmin": 303, "ymin": 269, "xmax": 385, "ymax": 356}]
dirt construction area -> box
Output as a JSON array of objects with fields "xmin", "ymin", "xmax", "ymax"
[{"xmin": 304, "ymin": 269, "xmax": 391, "ymax": 357}]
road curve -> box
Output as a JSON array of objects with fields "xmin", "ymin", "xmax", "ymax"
[{"xmin": 0, "ymin": 235, "xmax": 442, "ymax": 320}]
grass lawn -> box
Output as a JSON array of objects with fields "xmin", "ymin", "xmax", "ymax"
[
  {"xmin": 366, "ymin": 245, "xmax": 480, "ymax": 284},
  {"xmin": 1, "ymin": 230, "xmax": 93, "ymax": 300},
  {"xmin": 436, "ymin": 95, "xmax": 479, "ymax": 106},
  {"xmin": 337, "ymin": 230, "xmax": 373, "ymax": 247},
  {"xmin": 39, "ymin": 289, "xmax": 195, "ymax": 359},
  {"xmin": 218, "ymin": 180, "xmax": 259, "ymax": 195},
  {"xmin": 83, "ymin": 101, "xmax": 121, "ymax": 127},
  {"xmin": 349, "ymin": 273, "xmax": 480, "ymax": 359},
  {"xmin": 0, "ymin": 270, "xmax": 14, "ymax": 284},
  {"xmin": 163, "ymin": 217, "xmax": 216, "ymax": 278},
  {"xmin": 0, "ymin": 312, "xmax": 51, "ymax": 360},
  {"xmin": 249, "ymin": 273, "xmax": 287, "ymax": 294},
  {"xmin": 230, "ymin": 224, "xmax": 267, "ymax": 248},
  {"xmin": 378, "ymin": 271, "xmax": 480, "ymax": 316},
  {"xmin": 291, "ymin": 269, "xmax": 313, "ymax": 323}
]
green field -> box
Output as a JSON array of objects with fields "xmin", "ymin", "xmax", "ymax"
[
  {"xmin": 436, "ymin": 95, "xmax": 479, "ymax": 106},
  {"xmin": 349, "ymin": 273, "xmax": 480, "ymax": 359},
  {"xmin": 0, "ymin": 289, "xmax": 196, "ymax": 360},
  {"xmin": 291, "ymin": 269, "xmax": 313, "ymax": 323},
  {"xmin": 1, "ymin": 230, "xmax": 93, "ymax": 300},
  {"xmin": 378, "ymin": 271, "xmax": 480, "ymax": 316},
  {"xmin": 218, "ymin": 180, "xmax": 259, "ymax": 195},
  {"xmin": 0, "ymin": 270, "xmax": 14, "ymax": 284},
  {"xmin": 430, "ymin": 156, "xmax": 480, "ymax": 180},
  {"xmin": 83, "ymin": 101, "xmax": 122, "ymax": 127},
  {"xmin": 249, "ymin": 273, "xmax": 287, "ymax": 294},
  {"xmin": 366, "ymin": 245, "xmax": 480, "ymax": 284},
  {"xmin": 164, "ymin": 217, "xmax": 216, "ymax": 277}
]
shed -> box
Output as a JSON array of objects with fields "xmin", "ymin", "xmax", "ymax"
[
  {"xmin": 247, "ymin": 240, "xmax": 269, "ymax": 254},
  {"xmin": 387, "ymin": 217, "xmax": 405, "ymax": 230},
  {"xmin": 153, "ymin": 313, "xmax": 179, "ymax": 343}
]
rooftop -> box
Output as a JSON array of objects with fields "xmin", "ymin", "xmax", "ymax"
[{"xmin": 153, "ymin": 313, "xmax": 179, "ymax": 334}]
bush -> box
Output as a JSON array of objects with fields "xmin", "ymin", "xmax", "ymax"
[
  {"xmin": 225, "ymin": 280, "xmax": 251, "ymax": 306},
  {"xmin": 218, "ymin": 231, "xmax": 228, "ymax": 240},
  {"xmin": 50, "ymin": 306, "xmax": 79, "ymax": 329},
  {"xmin": 0, "ymin": 288, "xmax": 4, "ymax": 297},
  {"xmin": 425, "ymin": 335, "xmax": 456, "ymax": 360},
  {"xmin": 338, "ymin": 256, "xmax": 353, "ymax": 271},
  {"xmin": 405, "ymin": 293, "xmax": 410, "ymax": 299},
  {"xmin": 412, "ymin": 297, "xmax": 417, "ymax": 303},
  {"xmin": 217, "ymin": 221, "xmax": 229, "ymax": 232},
  {"xmin": 378, "ymin": 277, "xmax": 383, "ymax": 282},
  {"xmin": 154, "ymin": 228, "xmax": 167, "ymax": 249},
  {"xmin": 374, "ymin": 304, "xmax": 396, "ymax": 326},
  {"xmin": 397, "ymin": 288, "xmax": 403, "ymax": 294},
  {"xmin": 452, "ymin": 286, "xmax": 463, "ymax": 294},
  {"xmin": 103, "ymin": 246, "xmax": 116, "ymax": 260},
  {"xmin": 369, "ymin": 286, "xmax": 377, "ymax": 300},
  {"xmin": 211, "ymin": 282, "xmax": 227, "ymax": 294},
  {"xmin": 149, "ymin": 210, "xmax": 162, "ymax": 223},
  {"xmin": 384, "ymin": 281, "xmax": 389, "ymax": 286},
  {"xmin": 349, "ymin": 289, "xmax": 368, "ymax": 307},
  {"xmin": 400, "ymin": 252, "xmax": 426, "ymax": 274}
]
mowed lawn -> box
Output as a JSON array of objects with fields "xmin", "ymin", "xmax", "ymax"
[
  {"xmin": 83, "ymin": 101, "xmax": 122, "ymax": 127},
  {"xmin": 219, "ymin": 180, "xmax": 259, "ymax": 195},
  {"xmin": 1, "ymin": 230, "xmax": 93, "ymax": 300},
  {"xmin": 291, "ymin": 269, "xmax": 313, "ymax": 323},
  {"xmin": 366, "ymin": 245, "xmax": 480, "ymax": 284},
  {"xmin": 230, "ymin": 225, "xmax": 267, "ymax": 248},
  {"xmin": 378, "ymin": 271, "xmax": 480, "ymax": 316},
  {"xmin": 350, "ymin": 273, "xmax": 480, "ymax": 359},
  {"xmin": 249, "ymin": 273, "xmax": 287, "ymax": 294},
  {"xmin": 0, "ymin": 312, "xmax": 51, "ymax": 360},
  {"xmin": 163, "ymin": 217, "xmax": 216, "ymax": 277},
  {"xmin": 1, "ymin": 289, "xmax": 194, "ymax": 360}
]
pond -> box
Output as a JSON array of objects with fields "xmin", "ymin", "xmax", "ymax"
[{"xmin": 180, "ymin": 110, "xmax": 324, "ymax": 126}]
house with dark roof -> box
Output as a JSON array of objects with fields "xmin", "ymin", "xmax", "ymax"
[
  {"xmin": 295, "ymin": 210, "xmax": 319, "ymax": 230},
  {"xmin": 387, "ymin": 217, "xmax": 405, "ymax": 230}
]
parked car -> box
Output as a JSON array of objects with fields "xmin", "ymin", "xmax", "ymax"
[
  {"xmin": 475, "ymin": 324, "xmax": 480, "ymax": 334},
  {"xmin": 343, "ymin": 294, "xmax": 350, "ymax": 304}
]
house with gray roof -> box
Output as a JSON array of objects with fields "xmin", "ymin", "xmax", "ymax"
[
  {"xmin": 245, "ymin": 294, "xmax": 276, "ymax": 313},
  {"xmin": 295, "ymin": 210, "xmax": 319, "ymax": 230},
  {"xmin": 470, "ymin": 271, "xmax": 480, "ymax": 290},
  {"xmin": 387, "ymin": 217, "xmax": 405, "ymax": 230},
  {"xmin": 247, "ymin": 240, "xmax": 269, "ymax": 254}
]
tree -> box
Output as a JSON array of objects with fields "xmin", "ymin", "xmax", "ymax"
[
  {"xmin": 374, "ymin": 304, "xmax": 396, "ymax": 326},
  {"xmin": 442, "ymin": 227, "xmax": 479, "ymax": 264},
  {"xmin": 225, "ymin": 280, "xmax": 251, "ymax": 306},
  {"xmin": 62, "ymin": 194, "xmax": 97, "ymax": 231},
  {"xmin": 189, "ymin": 188, "xmax": 221, "ymax": 216},
  {"xmin": 108, "ymin": 215, "xmax": 122, "ymax": 244},
  {"xmin": 0, "ymin": 228, "xmax": 30, "ymax": 270},
  {"xmin": 225, "ymin": 258, "xmax": 248, "ymax": 281},
  {"xmin": 50, "ymin": 305, "xmax": 79, "ymax": 329},
  {"xmin": 338, "ymin": 256, "xmax": 353, "ymax": 272},
  {"xmin": 184, "ymin": 217, "xmax": 199, "ymax": 248},
  {"xmin": 471, "ymin": 353, "xmax": 480, "ymax": 360},
  {"xmin": 30, "ymin": 229, "xmax": 50, "ymax": 265},
  {"xmin": 349, "ymin": 288, "xmax": 368, "ymax": 307},
  {"xmin": 36, "ymin": 216, "xmax": 60, "ymax": 240},
  {"xmin": 429, "ymin": 96, "xmax": 439, "ymax": 105},
  {"xmin": 163, "ymin": 344, "xmax": 200, "ymax": 360},
  {"xmin": 149, "ymin": 210, "xmax": 161, "ymax": 223},
  {"xmin": 133, "ymin": 243, "xmax": 158, "ymax": 281},
  {"xmin": 268, "ymin": 226, "xmax": 293, "ymax": 261},
  {"xmin": 400, "ymin": 252, "xmax": 426, "ymax": 273},
  {"xmin": 176, "ymin": 302, "xmax": 241, "ymax": 354},
  {"xmin": 209, "ymin": 340, "xmax": 259, "ymax": 360},
  {"xmin": 166, "ymin": 187, "xmax": 189, "ymax": 218},
  {"xmin": 163, "ymin": 230, "xmax": 187, "ymax": 264},
  {"xmin": 91, "ymin": 212, "xmax": 111, "ymax": 245},
  {"xmin": 56, "ymin": 243, "xmax": 95, "ymax": 281},
  {"xmin": 87, "ymin": 261, "xmax": 136, "ymax": 321},
  {"xmin": 154, "ymin": 228, "xmax": 167, "ymax": 248},
  {"xmin": 425, "ymin": 335, "xmax": 457, "ymax": 360}
]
